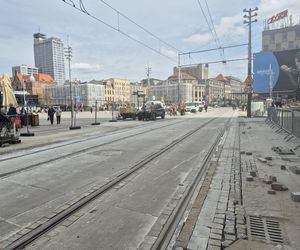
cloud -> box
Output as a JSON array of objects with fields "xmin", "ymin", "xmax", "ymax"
[
  {"xmin": 184, "ymin": 33, "xmax": 211, "ymax": 46},
  {"xmin": 160, "ymin": 48, "xmax": 178, "ymax": 60},
  {"xmin": 183, "ymin": 13, "xmax": 245, "ymax": 46},
  {"xmin": 71, "ymin": 63, "xmax": 103, "ymax": 73},
  {"xmin": 258, "ymin": 0, "xmax": 300, "ymax": 18}
]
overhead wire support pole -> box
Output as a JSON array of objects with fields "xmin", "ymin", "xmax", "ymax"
[
  {"xmin": 243, "ymin": 7, "xmax": 258, "ymax": 118},
  {"xmin": 65, "ymin": 45, "xmax": 81, "ymax": 130}
]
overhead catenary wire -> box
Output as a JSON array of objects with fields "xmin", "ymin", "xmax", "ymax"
[
  {"xmin": 61, "ymin": 0, "xmax": 177, "ymax": 62},
  {"xmin": 98, "ymin": 0, "xmax": 182, "ymax": 53},
  {"xmin": 180, "ymin": 57, "xmax": 248, "ymax": 68},
  {"xmin": 196, "ymin": 0, "xmax": 224, "ymax": 61}
]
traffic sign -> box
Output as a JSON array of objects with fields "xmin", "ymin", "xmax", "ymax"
[{"xmin": 245, "ymin": 75, "xmax": 253, "ymax": 86}]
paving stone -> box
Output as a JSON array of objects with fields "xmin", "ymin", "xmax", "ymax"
[
  {"xmin": 269, "ymin": 175, "xmax": 277, "ymax": 182},
  {"xmin": 271, "ymin": 182, "xmax": 288, "ymax": 191},
  {"xmin": 268, "ymin": 189, "xmax": 276, "ymax": 195},
  {"xmin": 209, "ymin": 233, "xmax": 222, "ymax": 240},
  {"xmin": 291, "ymin": 192, "xmax": 300, "ymax": 202},
  {"xmin": 224, "ymin": 225, "xmax": 235, "ymax": 235},
  {"xmin": 208, "ymin": 239, "xmax": 221, "ymax": 247},
  {"xmin": 187, "ymin": 236, "xmax": 208, "ymax": 250},
  {"xmin": 258, "ymin": 157, "xmax": 267, "ymax": 163},
  {"xmin": 213, "ymin": 218, "xmax": 224, "ymax": 225},
  {"xmin": 207, "ymin": 245, "xmax": 220, "ymax": 250},
  {"xmin": 212, "ymin": 223, "xmax": 224, "ymax": 230},
  {"xmin": 265, "ymin": 156, "xmax": 273, "ymax": 161},
  {"xmin": 222, "ymin": 239, "xmax": 234, "ymax": 248},
  {"xmin": 224, "ymin": 233, "xmax": 236, "ymax": 241},
  {"xmin": 290, "ymin": 166, "xmax": 300, "ymax": 174},
  {"xmin": 250, "ymin": 171, "xmax": 257, "ymax": 177},
  {"xmin": 246, "ymin": 176, "xmax": 254, "ymax": 181},
  {"xmin": 210, "ymin": 227, "xmax": 223, "ymax": 235},
  {"xmin": 281, "ymin": 165, "xmax": 287, "ymax": 170}
]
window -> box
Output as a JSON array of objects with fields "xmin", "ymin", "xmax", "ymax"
[
  {"xmin": 275, "ymin": 43, "xmax": 281, "ymax": 50},
  {"xmin": 282, "ymin": 32, "xmax": 287, "ymax": 41},
  {"xmin": 288, "ymin": 41, "xmax": 294, "ymax": 49}
]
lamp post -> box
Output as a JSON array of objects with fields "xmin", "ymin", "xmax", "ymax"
[
  {"xmin": 109, "ymin": 81, "xmax": 117, "ymax": 122},
  {"xmin": 146, "ymin": 66, "xmax": 151, "ymax": 101},
  {"xmin": 243, "ymin": 7, "xmax": 258, "ymax": 118},
  {"xmin": 65, "ymin": 45, "xmax": 81, "ymax": 130}
]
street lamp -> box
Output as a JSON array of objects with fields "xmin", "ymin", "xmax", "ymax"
[
  {"xmin": 243, "ymin": 7, "xmax": 258, "ymax": 118},
  {"xmin": 146, "ymin": 66, "xmax": 151, "ymax": 101}
]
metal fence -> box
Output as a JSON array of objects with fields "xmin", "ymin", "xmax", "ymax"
[{"xmin": 267, "ymin": 107, "xmax": 300, "ymax": 140}]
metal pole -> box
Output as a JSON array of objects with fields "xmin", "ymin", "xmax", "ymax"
[
  {"xmin": 146, "ymin": 65, "xmax": 151, "ymax": 101},
  {"xmin": 65, "ymin": 45, "xmax": 80, "ymax": 129},
  {"xmin": 243, "ymin": 7, "xmax": 258, "ymax": 118},
  {"xmin": 178, "ymin": 53, "xmax": 181, "ymax": 104},
  {"xmin": 269, "ymin": 64, "xmax": 273, "ymax": 99},
  {"xmin": 67, "ymin": 47, "xmax": 74, "ymax": 128}
]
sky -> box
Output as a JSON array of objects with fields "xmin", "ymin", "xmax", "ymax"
[{"xmin": 1, "ymin": 0, "xmax": 300, "ymax": 83}]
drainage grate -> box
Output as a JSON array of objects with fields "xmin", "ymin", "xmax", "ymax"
[{"xmin": 247, "ymin": 215, "xmax": 284, "ymax": 244}]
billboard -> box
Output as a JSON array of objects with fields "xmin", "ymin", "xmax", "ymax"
[{"xmin": 253, "ymin": 49, "xmax": 300, "ymax": 93}]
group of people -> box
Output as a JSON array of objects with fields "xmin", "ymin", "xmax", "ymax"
[{"xmin": 47, "ymin": 106, "xmax": 62, "ymax": 125}]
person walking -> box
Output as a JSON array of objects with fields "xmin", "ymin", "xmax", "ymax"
[
  {"xmin": 56, "ymin": 107, "xmax": 62, "ymax": 124},
  {"xmin": 47, "ymin": 106, "xmax": 56, "ymax": 125}
]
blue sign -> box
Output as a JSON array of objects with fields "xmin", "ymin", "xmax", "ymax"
[{"xmin": 253, "ymin": 52, "xmax": 279, "ymax": 93}]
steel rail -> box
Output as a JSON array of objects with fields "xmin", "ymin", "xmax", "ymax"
[
  {"xmin": 150, "ymin": 118, "xmax": 231, "ymax": 250},
  {"xmin": 0, "ymin": 120, "xmax": 186, "ymax": 179},
  {"xmin": 0, "ymin": 119, "xmax": 178, "ymax": 161},
  {"xmin": 4, "ymin": 117, "xmax": 218, "ymax": 250}
]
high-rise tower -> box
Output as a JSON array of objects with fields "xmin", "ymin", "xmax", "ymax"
[{"xmin": 33, "ymin": 33, "xmax": 65, "ymax": 84}]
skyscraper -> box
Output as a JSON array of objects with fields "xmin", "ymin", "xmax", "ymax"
[{"xmin": 33, "ymin": 33, "xmax": 65, "ymax": 84}]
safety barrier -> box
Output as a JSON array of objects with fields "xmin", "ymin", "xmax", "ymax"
[{"xmin": 267, "ymin": 107, "xmax": 300, "ymax": 140}]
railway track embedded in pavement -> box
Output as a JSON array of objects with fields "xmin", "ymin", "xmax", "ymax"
[{"xmin": 3, "ymin": 117, "xmax": 223, "ymax": 250}]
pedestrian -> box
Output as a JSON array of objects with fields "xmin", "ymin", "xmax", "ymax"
[
  {"xmin": 56, "ymin": 107, "xmax": 62, "ymax": 124},
  {"xmin": 90, "ymin": 107, "xmax": 93, "ymax": 114},
  {"xmin": 47, "ymin": 106, "xmax": 56, "ymax": 125},
  {"xmin": 204, "ymin": 103, "xmax": 208, "ymax": 112}
]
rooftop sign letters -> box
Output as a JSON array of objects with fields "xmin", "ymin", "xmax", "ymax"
[{"xmin": 267, "ymin": 10, "xmax": 288, "ymax": 24}]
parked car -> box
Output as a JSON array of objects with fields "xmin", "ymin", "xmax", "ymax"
[
  {"xmin": 138, "ymin": 101, "xmax": 165, "ymax": 120},
  {"xmin": 185, "ymin": 102, "xmax": 198, "ymax": 113}
]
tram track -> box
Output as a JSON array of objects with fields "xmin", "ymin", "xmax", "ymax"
[
  {"xmin": 0, "ymin": 119, "xmax": 188, "ymax": 178},
  {"xmin": 3, "ymin": 117, "xmax": 220, "ymax": 250},
  {"xmin": 150, "ymin": 118, "xmax": 231, "ymax": 250},
  {"xmin": 0, "ymin": 119, "xmax": 179, "ymax": 161}
]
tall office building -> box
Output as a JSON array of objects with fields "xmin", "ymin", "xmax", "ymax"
[{"xmin": 33, "ymin": 33, "xmax": 65, "ymax": 84}]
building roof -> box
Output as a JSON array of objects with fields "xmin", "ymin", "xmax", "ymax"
[
  {"xmin": 12, "ymin": 73, "xmax": 56, "ymax": 84},
  {"xmin": 215, "ymin": 74, "xmax": 228, "ymax": 82},
  {"xmin": 225, "ymin": 76, "xmax": 242, "ymax": 82},
  {"xmin": 168, "ymin": 71, "xmax": 197, "ymax": 81}
]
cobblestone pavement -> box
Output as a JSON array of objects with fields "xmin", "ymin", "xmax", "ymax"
[{"xmin": 184, "ymin": 114, "xmax": 300, "ymax": 250}]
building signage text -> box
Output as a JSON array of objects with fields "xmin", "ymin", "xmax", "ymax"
[{"xmin": 267, "ymin": 10, "xmax": 288, "ymax": 24}]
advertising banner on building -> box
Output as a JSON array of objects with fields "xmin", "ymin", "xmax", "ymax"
[{"xmin": 253, "ymin": 49, "xmax": 300, "ymax": 93}]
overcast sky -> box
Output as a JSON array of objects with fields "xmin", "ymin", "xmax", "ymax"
[{"xmin": 1, "ymin": 0, "xmax": 300, "ymax": 82}]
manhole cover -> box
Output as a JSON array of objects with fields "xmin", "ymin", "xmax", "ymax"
[{"xmin": 247, "ymin": 215, "xmax": 284, "ymax": 244}]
